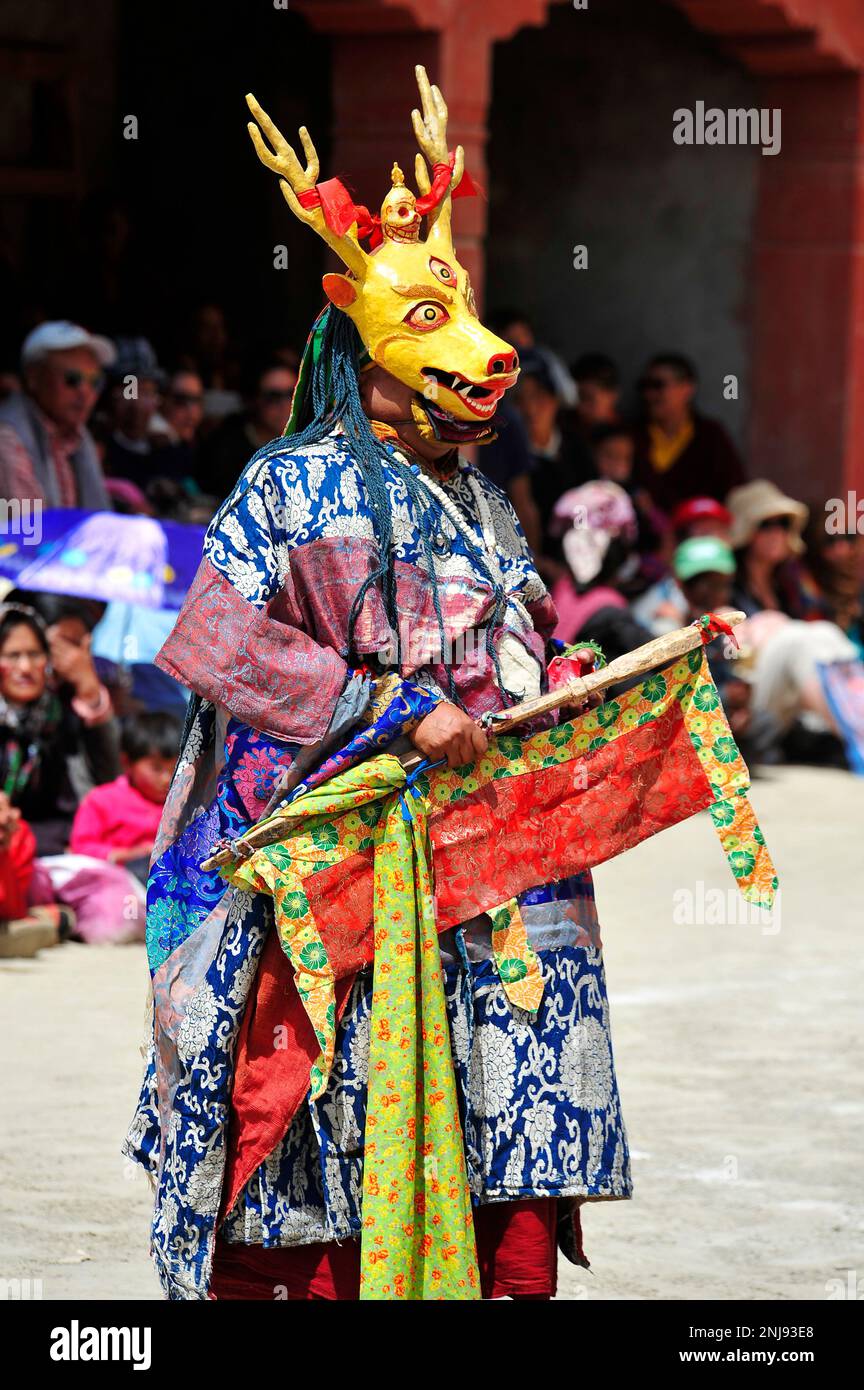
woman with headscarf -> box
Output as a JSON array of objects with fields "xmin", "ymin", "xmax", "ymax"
[
  {"xmin": 0, "ymin": 602, "xmax": 120, "ymax": 855},
  {"xmin": 548, "ymin": 480, "xmax": 653, "ymax": 663},
  {"xmin": 0, "ymin": 602, "xmax": 150, "ymax": 939}
]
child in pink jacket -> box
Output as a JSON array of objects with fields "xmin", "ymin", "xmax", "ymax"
[{"xmin": 70, "ymin": 711, "xmax": 182, "ymax": 884}]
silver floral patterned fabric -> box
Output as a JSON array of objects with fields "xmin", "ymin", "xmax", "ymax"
[
  {"xmin": 221, "ymin": 929, "xmax": 632, "ymax": 1251},
  {"xmin": 126, "ymin": 880, "xmax": 632, "ymax": 1298}
]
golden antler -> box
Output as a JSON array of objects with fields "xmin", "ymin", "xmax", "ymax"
[
  {"xmin": 245, "ymin": 92, "xmax": 367, "ymax": 278},
  {"xmin": 411, "ymin": 65, "xmax": 464, "ymax": 237}
]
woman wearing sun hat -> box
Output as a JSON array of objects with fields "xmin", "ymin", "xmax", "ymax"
[
  {"xmin": 727, "ymin": 479, "xmax": 809, "ymax": 617},
  {"xmin": 724, "ymin": 482, "xmax": 864, "ymax": 767}
]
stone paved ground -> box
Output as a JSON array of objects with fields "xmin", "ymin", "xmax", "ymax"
[{"xmin": 1, "ymin": 765, "xmax": 861, "ymax": 1302}]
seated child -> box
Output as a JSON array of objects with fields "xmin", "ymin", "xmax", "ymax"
[
  {"xmin": 590, "ymin": 423, "xmax": 666, "ymax": 584},
  {"xmin": 70, "ymin": 710, "xmax": 181, "ymax": 883}
]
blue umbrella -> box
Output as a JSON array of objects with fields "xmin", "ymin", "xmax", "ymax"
[
  {"xmin": 0, "ymin": 509, "xmax": 204, "ymax": 609},
  {"xmin": 91, "ymin": 603, "xmax": 181, "ymax": 665}
]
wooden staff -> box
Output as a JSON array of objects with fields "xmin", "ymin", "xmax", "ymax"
[
  {"xmin": 482, "ymin": 610, "xmax": 746, "ymax": 734},
  {"xmin": 201, "ymin": 613, "xmax": 744, "ymax": 871}
]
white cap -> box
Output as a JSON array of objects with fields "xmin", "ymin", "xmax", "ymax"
[{"xmin": 21, "ymin": 320, "xmax": 117, "ymax": 369}]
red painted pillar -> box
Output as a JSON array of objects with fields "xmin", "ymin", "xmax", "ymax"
[
  {"xmin": 748, "ymin": 72, "xmax": 864, "ymax": 501},
  {"xmin": 296, "ymin": 0, "xmax": 548, "ymax": 308},
  {"xmin": 318, "ymin": 29, "xmax": 491, "ymax": 301}
]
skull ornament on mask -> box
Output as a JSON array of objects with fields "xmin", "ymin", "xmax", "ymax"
[{"xmin": 245, "ymin": 65, "xmax": 519, "ymax": 442}]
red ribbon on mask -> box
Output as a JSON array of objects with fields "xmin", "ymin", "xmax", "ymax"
[{"xmin": 295, "ymin": 151, "xmax": 481, "ymax": 249}]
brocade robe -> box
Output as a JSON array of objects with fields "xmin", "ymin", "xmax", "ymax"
[{"xmin": 124, "ymin": 426, "xmax": 631, "ymax": 1300}]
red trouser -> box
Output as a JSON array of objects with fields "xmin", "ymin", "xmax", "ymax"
[{"xmin": 211, "ymin": 1196, "xmax": 558, "ymax": 1301}]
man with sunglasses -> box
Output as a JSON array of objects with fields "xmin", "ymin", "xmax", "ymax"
[
  {"xmin": 632, "ymin": 352, "xmax": 745, "ymax": 513},
  {"xmin": 155, "ymin": 369, "xmax": 205, "ymax": 448},
  {"xmin": 0, "ymin": 320, "xmax": 114, "ymax": 510},
  {"xmin": 198, "ymin": 360, "xmax": 298, "ymax": 501}
]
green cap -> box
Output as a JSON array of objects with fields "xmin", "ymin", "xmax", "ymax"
[{"xmin": 673, "ymin": 536, "xmax": 736, "ymax": 582}]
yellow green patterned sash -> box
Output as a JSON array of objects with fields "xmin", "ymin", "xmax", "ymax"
[{"xmin": 227, "ymin": 755, "xmax": 479, "ymax": 1300}]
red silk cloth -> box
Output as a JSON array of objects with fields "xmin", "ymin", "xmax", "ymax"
[
  {"xmin": 305, "ymin": 700, "xmax": 709, "ymax": 939},
  {"xmin": 697, "ymin": 612, "xmax": 740, "ymax": 649},
  {"xmin": 222, "ymin": 929, "xmax": 355, "ymax": 1220}
]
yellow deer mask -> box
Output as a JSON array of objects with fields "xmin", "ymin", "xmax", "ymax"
[{"xmin": 245, "ymin": 66, "xmax": 519, "ymax": 441}]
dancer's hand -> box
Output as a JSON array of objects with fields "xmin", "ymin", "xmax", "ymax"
[
  {"xmin": 411, "ymin": 702, "xmax": 488, "ymax": 769},
  {"xmin": 558, "ymin": 648, "xmax": 603, "ymax": 712}
]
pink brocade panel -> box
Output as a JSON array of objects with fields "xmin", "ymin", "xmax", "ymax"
[
  {"xmin": 158, "ymin": 541, "xmax": 552, "ymax": 744},
  {"xmin": 155, "ymin": 559, "xmax": 348, "ymax": 744},
  {"xmin": 285, "ymin": 537, "xmax": 500, "ymax": 674}
]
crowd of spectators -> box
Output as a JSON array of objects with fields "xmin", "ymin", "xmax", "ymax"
[
  {"xmin": 0, "ymin": 306, "xmax": 862, "ymax": 947},
  {"xmin": 0, "ymin": 311, "xmax": 299, "ymax": 524},
  {"xmin": 479, "ymin": 314, "xmax": 864, "ymax": 777}
]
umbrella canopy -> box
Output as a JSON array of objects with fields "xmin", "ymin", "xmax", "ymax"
[
  {"xmin": 0, "ymin": 509, "xmax": 204, "ymax": 609},
  {"xmin": 91, "ymin": 602, "xmax": 181, "ymax": 665}
]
